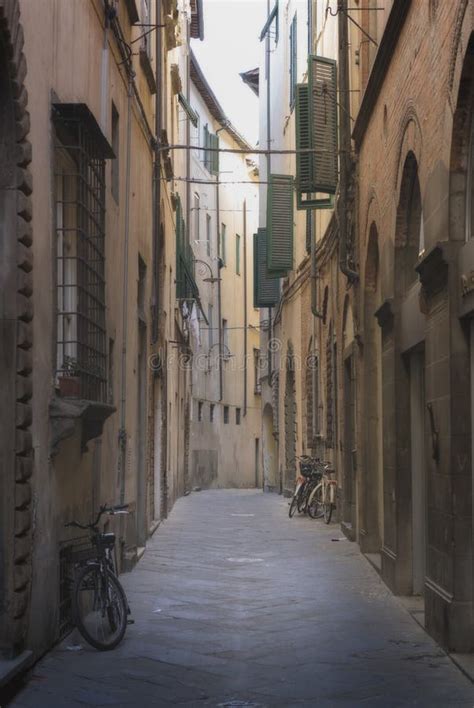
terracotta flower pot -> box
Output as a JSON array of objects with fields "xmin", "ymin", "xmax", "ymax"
[{"xmin": 59, "ymin": 375, "xmax": 81, "ymax": 398}]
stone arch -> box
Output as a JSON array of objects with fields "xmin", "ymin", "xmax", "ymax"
[
  {"xmin": 449, "ymin": 32, "xmax": 474, "ymax": 243},
  {"xmin": 284, "ymin": 341, "xmax": 297, "ymax": 495},
  {"xmin": 448, "ymin": 0, "xmax": 472, "ymax": 107},
  {"xmin": 395, "ymin": 152, "xmax": 423, "ymax": 296},
  {"xmin": 0, "ymin": 0, "xmax": 33, "ymax": 657},
  {"xmin": 360, "ymin": 223, "xmax": 383, "ymax": 553},
  {"xmin": 394, "ymin": 107, "xmax": 423, "ymax": 194}
]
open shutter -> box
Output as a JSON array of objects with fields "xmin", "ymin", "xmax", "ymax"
[
  {"xmin": 175, "ymin": 195, "xmax": 183, "ymax": 298},
  {"xmin": 308, "ymin": 55, "xmax": 338, "ymax": 194},
  {"xmin": 255, "ymin": 228, "xmax": 280, "ymax": 307},
  {"xmin": 295, "ymin": 84, "xmax": 312, "ymax": 193},
  {"xmin": 267, "ymin": 174, "xmax": 294, "ymax": 273},
  {"xmin": 253, "ymin": 233, "xmax": 258, "ymax": 308}
]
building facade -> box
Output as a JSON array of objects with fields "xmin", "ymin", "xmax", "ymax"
[
  {"xmin": 253, "ymin": 0, "xmax": 474, "ymax": 653},
  {"xmin": 0, "ymin": 0, "xmax": 204, "ymax": 681},
  {"xmin": 187, "ymin": 52, "xmax": 261, "ymax": 489}
]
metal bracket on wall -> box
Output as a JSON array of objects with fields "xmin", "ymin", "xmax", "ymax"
[{"xmin": 426, "ymin": 402, "xmax": 440, "ymax": 463}]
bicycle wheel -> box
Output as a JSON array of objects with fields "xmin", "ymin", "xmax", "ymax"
[
  {"xmin": 308, "ymin": 483, "xmax": 324, "ymax": 519},
  {"xmin": 73, "ymin": 564, "xmax": 128, "ymax": 651},
  {"xmin": 323, "ymin": 485, "xmax": 333, "ymax": 524},
  {"xmin": 296, "ymin": 482, "xmax": 308, "ymax": 513},
  {"xmin": 289, "ymin": 495, "xmax": 298, "ymax": 518}
]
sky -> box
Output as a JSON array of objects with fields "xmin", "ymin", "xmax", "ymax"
[{"xmin": 191, "ymin": 0, "xmax": 269, "ymax": 145}]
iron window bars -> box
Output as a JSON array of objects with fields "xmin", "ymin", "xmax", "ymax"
[{"xmin": 53, "ymin": 103, "xmax": 114, "ymax": 403}]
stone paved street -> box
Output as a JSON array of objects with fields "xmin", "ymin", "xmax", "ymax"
[{"xmin": 11, "ymin": 491, "xmax": 474, "ymax": 707}]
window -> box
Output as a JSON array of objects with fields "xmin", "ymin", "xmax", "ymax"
[
  {"xmin": 193, "ymin": 192, "xmax": 200, "ymax": 243},
  {"xmin": 111, "ymin": 102, "xmax": 119, "ymax": 203},
  {"xmin": 236, "ymin": 408, "xmax": 241, "ymax": 425},
  {"xmin": 210, "ymin": 403, "xmax": 215, "ymax": 422},
  {"xmin": 142, "ymin": 0, "xmax": 151, "ymax": 56},
  {"xmin": 198, "ymin": 401, "xmax": 203, "ymax": 421},
  {"xmin": 289, "ymin": 14, "xmax": 297, "ymax": 107},
  {"xmin": 224, "ymin": 405, "xmax": 229, "ymax": 424},
  {"xmin": 236, "ymin": 234, "xmax": 241, "ymax": 275},
  {"xmin": 254, "ymin": 348, "xmax": 261, "ymax": 394},
  {"xmin": 54, "ymin": 103, "xmax": 112, "ymax": 403},
  {"xmin": 203, "ymin": 124, "xmax": 219, "ymax": 175},
  {"xmin": 221, "ymin": 223, "xmax": 227, "ymax": 264},
  {"xmin": 206, "ymin": 213, "xmax": 212, "ymax": 257}
]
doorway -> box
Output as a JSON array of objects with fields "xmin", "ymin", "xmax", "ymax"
[
  {"xmin": 153, "ymin": 379, "xmax": 162, "ymax": 523},
  {"xmin": 343, "ymin": 354, "xmax": 356, "ymax": 537},
  {"xmin": 136, "ymin": 320, "xmax": 148, "ymax": 548},
  {"xmin": 409, "ymin": 349, "xmax": 426, "ymax": 595}
]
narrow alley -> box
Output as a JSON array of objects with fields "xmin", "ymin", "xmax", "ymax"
[{"xmin": 11, "ymin": 491, "xmax": 473, "ymax": 707}]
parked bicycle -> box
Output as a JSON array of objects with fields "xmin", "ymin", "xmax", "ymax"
[
  {"xmin": 64, "ymin": 504, "xmax": 133, "ymax": 651},
  {"xmin": 288, "ymin": 456, "xmax": 324, "ymax": 518},
  {"xmin": 307, "ymin": 465, "xmax": 337, "ymax": 523}
]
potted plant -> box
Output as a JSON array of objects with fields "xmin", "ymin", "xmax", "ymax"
[{"xmin": 58, "ymin": 356, "xmax": 81, "ymax": 398}]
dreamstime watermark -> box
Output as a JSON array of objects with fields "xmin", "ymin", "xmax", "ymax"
[{"xmin": 148, "ymin": 339, "xmax": 319, "ymax": 374}]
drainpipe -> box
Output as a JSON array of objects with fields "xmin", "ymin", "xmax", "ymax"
[
  {"xmin": 153, "ymin": 0, "xmax": 162, "ymax": 342},
  {"xmin": 310, "ymin": 214, "xmax": 319, "ymax": 446},
  {"xmin": 119, "ymin": 73, "xmax": 134, "ymax": 505},
  {"xmin": 215, "ymin": 123, "xmax": 227, "ymax": 402},
  {"xmin": 338, "ymin": 0, "xmax": 358, "ymax": 282},
  {"xmin": 243, "ymin": 200, "xmax": 248, "ymax": 417},
  {"xmin": 266, "ymin": 0, "xmax": 273, "ymax": 380}
]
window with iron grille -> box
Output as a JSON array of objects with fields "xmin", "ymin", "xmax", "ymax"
[{"xmin": 53, "ymin": 103, "xmax": 114, "ymax": 403}]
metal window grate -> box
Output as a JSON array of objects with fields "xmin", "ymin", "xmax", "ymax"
[{"xmin": 53, "ymin": 107, "xmax": 109, "ymax": 402}]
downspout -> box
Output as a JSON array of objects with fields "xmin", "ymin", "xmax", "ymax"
[
  {"xmin": 119, "ymin": 73, "xmax": 134, "ymax": 505},
  {"xmin": 266, "ymin": 0, "xmax": 273, "ymax": 380},
  {"xmin": 153, "ymin": 0, "xmax": 162, "ymax": 342},
  {"xmin": 243, "ymin": 200, "xmax": 248, "ymax": 417},
  {"xmin": 185, "ymin": 23, "xmax": 191, "ymax": 244},
  {"xmin": 338, "ymin": 0, "xmax": 358, "ymax": 282},
  {"xmin": 216, "ymin": 124, "xmax": 227, "ymax": 402},
  {"xmin": 310, "ymin": 216, "xmax": 319, "ymax": 447}
]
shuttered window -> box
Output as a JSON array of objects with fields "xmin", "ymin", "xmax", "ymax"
[
  {"xmin": 267, "ymin": 174, "xmax": 294, "ymax": 273},
  {"xmin": 308, "ymin": 55, "xmax": 338, "ymax": 193},
  {"xmin": 203, "ymin": 125, "xmax": 219, "ymax": 176},
  {"xmin": 254, "ymin": 228, "xmax": 280, "ymax": 307},
  {"xmin": 295, "ymin": 55, "xmax": 338, "ymax": 209}
]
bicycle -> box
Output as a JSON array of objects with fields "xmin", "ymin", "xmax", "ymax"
[
  {"xmin": 288, "ymin": 456, "xmax": 323, "ymax": 518},
  {"xmin": 64, "ymin": 504, "xmax": 133, "ymax": 651},
  {"xmin": 307, "ymin": 465, "xmax": 337, "ymax": 523}
]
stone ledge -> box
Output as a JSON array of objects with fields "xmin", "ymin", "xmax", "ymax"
[{"xmin": 0, "ymin": 649, "xmax": 33, "ymax": 688}]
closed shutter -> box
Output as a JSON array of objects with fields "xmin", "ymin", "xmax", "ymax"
[
  {"xmin": 295, "ymin": 83, "xmax": 312, "ymax": 193},
  {"xmin": 308, "ymin": 55, "xmax": 338, "ymax": 194},
  {"xmin": 211, "ymin": 133, "xmax": 219, "ymax": 176},
  {"xmin": 255, "ymin": 228, "xmax": 280, "ymax": 307},
  {"xmin": 267, "ymin": 174, "xmax": 294, "ymax": 273},
  {"xmin": 175, "ymin": 195, "xmax": 183, "ymax": 298}
]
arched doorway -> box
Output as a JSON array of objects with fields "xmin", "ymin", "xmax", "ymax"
[
  {"xmin": 0, "ymin": 0, "xmax": 34, "ymax": 659},
  {"xmin": 361, "ymin": 225, "xmax": 383, "ymax": 553},
  {"xmin": 394, "ymin": 152, "xmax": 426, "ymax": 596},
  {"xmin": 342, "ymin": 296, "xmax": 356, "ymax": 539},
  {"xmin": 262, "ymin": 403, "xmax": 278, "ymax": 492},
  {"xmin": 284, "ymin": 343, "xmax": 297, "ymax": 496}
]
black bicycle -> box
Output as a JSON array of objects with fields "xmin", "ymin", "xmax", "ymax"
[
  {"xmin": 64, "ymin": 504, "xmax": 132, "ymax": 651},
  {"xmin": 288, "ymin": 456, "xmax": 323, "ymax": 518}
]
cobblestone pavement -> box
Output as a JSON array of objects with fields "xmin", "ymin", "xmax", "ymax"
[{"xmin": 11, "ymin": 490, "xmax": 474, "ymax": 707}]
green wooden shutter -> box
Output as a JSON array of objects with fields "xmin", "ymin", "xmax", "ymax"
[
  {"xmin": 267, "ymin": 174, "xmax": 294, "ymax": 273},
  {"xmin": 295, "ymin": 83, "xmax": 312, "ymax": 193},
  {"xmin": 256, "ymin": 227, "xmax": 280, "ymax": 307},
  {"xmin": 175, "ymin": 195, "xmax": 183, "ymax": 298},
  {"xmin": 308, "ymin": 55, "xmax": 338, "ymax": 194},
  {"xmin": 211, "ymin": 133, "xmax": 219, "ymax": 176}
]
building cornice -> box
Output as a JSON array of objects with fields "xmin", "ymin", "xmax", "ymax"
[{"xmin": 352, "ymin": 0, "xmax": 412, "ymax": 150}]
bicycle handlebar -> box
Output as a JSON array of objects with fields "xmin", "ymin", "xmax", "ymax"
[{"xmin": 65, "ymin": 504, "xmax": 130, "ymax": 530}]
